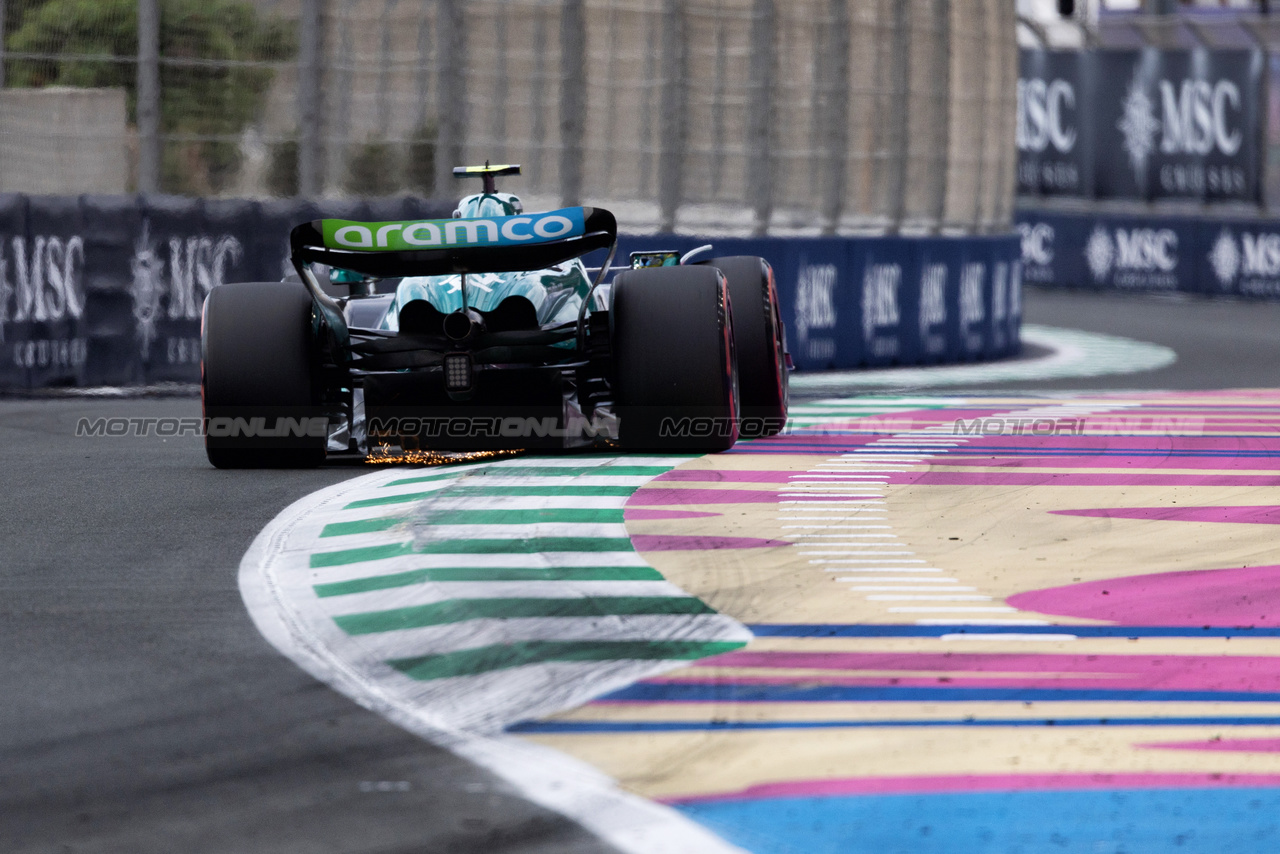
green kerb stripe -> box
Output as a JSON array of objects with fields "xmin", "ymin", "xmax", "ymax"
[
  {"xmin": 310, "ymin": 537, "xmax": 634, "ymax": 567},
  {"xmin": 345, "ymin": 484, "xmax": 635, "ymax": 509},
  {"xmin": 448, "ymin": 485, "xmax": 636, "ymax": 496},
  {"xmin": 389, "ymin": 639, "xmax": 746, "ymax": 681},
  {"xmin": 320, "ymin": 507, "xmax": 622, "ymax": 537},
  {"xmin": 378, "ymin": 469, "xmax": 463, "ymax": 487},
  {"xmin": 314, "ymin": 565, "xmax": 663, "ymax": 597},
  {"xmin": 334, "ymin": 596, "xmax": 714, "ymax": 635},
  {"xmin": 388, "ymin": 466, "xmax": 670, "ymax": 487},
  {"xmin": 321, "ymin": 516, "xmax": 411, "ymax": 537}
]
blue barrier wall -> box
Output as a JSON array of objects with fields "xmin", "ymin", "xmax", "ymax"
[
  {"xmin": 614, "ymin": 233, "xmax": 1022, "ymax": 372},
  {"xmin": 0, "ymin": 193, "xmax": 1021, "ymax": 389},
  {"xmin": 1016, "ymin": 207, "xmax": 1280, "ymax": 298}
]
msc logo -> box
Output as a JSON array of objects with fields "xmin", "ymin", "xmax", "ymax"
[
  {"xmin": 1160, "ymin": 80, "xmax": 1242, "ymax": 156},
  {"xmin": 1085, "ymin": 226, "xmax": 1178, "ymax": 282},
  {"xmin": 322, "ymin": 209, "xmax": 585, "ymax": 252},
  {"xmin": 861, "ymin": 263, "xmax": 900, "ymax": 358},
  {"xmin": 861, "ymin": 264, "xmax": 900, "ymax": 340},
  {"xmin": 1017, "ymin": 78, "xmax": 1077, "ymax": 154},
  {"xmin": 1018, "ymin": 222, "xmax": 1055, "ymax": 266},
  {"xmin": 1117, "ymin": 65, "xmax": 1244, "ymax": 182},
  {"xmin": 918, "ymin": 263, "xmax": 947, "ymax": 356},
  {"xmin": 1208, "ymin": 229, "xmax": 1280, "ymax": 288},
  {"xmin": 796, "ymin": 263, "xmax": 837, "ymax": 342},
  {"xmin": 0, "ymin": 234, "xmax": 86, "ymax": 345},
  {"xmin": 1117, "ymin": 229, "xmax": 1178, "ymax": 271}
]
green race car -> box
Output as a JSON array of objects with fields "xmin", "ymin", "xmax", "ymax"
[{"xmin": 200, "ymin": 164, "xmax": 788, "ymax": 467}]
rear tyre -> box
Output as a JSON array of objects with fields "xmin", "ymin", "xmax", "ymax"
[
  {"xmin": 202, "ymin": 282, "xmax": 327, "ymax": 469},
  {"xmin": 703, "ymin": 256, "xmax": 788, "ymax": 438},
  {"xmin": 611, "ymin": 266, "xmax": 739, "ymax": 451}
]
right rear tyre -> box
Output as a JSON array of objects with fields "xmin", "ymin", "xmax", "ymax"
[
  {"xmin": 610, "ymin": 266, "xmax": 739, "ymax": 451},
  {"xmin": 702, "ymin": 256, "xmax": 788, "ymax": 438}
]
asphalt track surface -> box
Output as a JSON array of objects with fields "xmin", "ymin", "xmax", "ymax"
[{"xmin": 1, "ymin": 285, "xmax": 1278, "ymax": 853}]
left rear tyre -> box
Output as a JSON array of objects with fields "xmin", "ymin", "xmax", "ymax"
[
  {"xmin": 610, "ymin": 265, "xmax": 740, "ymax": 451},
  {"xmin": 201, "ymin": 282, "xmax": 327, "ymax": 469}
]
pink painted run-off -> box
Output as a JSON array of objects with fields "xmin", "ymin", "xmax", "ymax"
[
  {"xmin": 622, "ymin": 509, "xmax": 722, "ymax": 521},
  {"xmin": 941, "ymin": 435, "xmax": 1280, "ymax": 452},
  {"xmin": 1138, "ymin": 739, "xmax": 1280, "ymax": 753},
  {"xmin": 628, "ymin": 534, "xmax": 792, "ymax": 552},
  {"xmin": 657, "ymin": 470, "xmax": 901, "ymax": 484},
  {"xmin": 649, "ymin": 650, "xmax": 1280, "ymax": 693},
  {"xmin": 662, "ymin": 773, "xmax": 1280, "ymax": 804},
  {"xmin": 887, "ymin": 472, "xmax": 1280, "ymax": 487},
  {"xmin": 650, "ymin": 470, "xmax": 1280, "ymax": 487},
  {"xmin": 942, "ymin": 455, "xmax": 1280, "ymax": 471},
  {"xmin": 1053, "ymin": 506, "xmax": 1280, "ymax": 525},
  {"xmin": 1006, "ymin": 565, "xmax": 1280, "ymax": 628}
]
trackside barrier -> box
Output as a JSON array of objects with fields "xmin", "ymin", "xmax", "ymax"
[
  {"xmin": 1015, "ymin": 207, "xmax": 1280, "ymax": 298},
  {"xmin": 0, "ymin": 193, "xmax": 1022, "ymax": 389}
]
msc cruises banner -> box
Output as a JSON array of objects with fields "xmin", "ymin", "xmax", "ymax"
[
  {"xmin": 1017, "ymin": 207, "xmax": 1280, "ymax": 298},
  {"xmin": 0, "ymin": 191, "xmax": 1024, "ymax": 388},
  {"xmin": 1017, "ymin": 50, "xmax": 1091, "ymax": 196},
  {"xmin": 1018, "ymin": 47, "xmax": 1263, "ymax": 202}
]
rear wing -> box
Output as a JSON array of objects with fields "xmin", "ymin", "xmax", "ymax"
[{"xmin": 290, "ymin": 206, "xmax": 617, "ymax": 280}]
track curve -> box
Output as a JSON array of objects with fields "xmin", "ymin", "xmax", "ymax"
[{"xmin": 6, "ymin": 287, "xmax": 1280, "ymax": 852}]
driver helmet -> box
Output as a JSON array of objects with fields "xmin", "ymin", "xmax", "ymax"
[{"xmin": 454, "ymin": 192, "xmax": 523, "ymax": 219}]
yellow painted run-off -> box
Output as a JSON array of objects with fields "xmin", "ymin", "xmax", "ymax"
[{"xmin": 513, "ymin": 391, "xmax": 1280, "ymax": 853}]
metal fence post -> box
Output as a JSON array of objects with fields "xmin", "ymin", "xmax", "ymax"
[
  {"xmin": 297, "ymin": 0, "xmax": 325, "ymax": 198},
  {"xmin": 0, "ymin": 0, "xmax": 7, "ymax": 89},
  {"xmin": 559, "ymin": 0, "xmax": 586, "ymax": 208},
  {"xmin": 137, "ymin": 0, "xmax": 161, "ymax": 194},
  {"xmin": 887, "ymin": 0, "xmax": 910, "ymax": 230},
  {"xmin": 376, "ymin": 0, "xmax": 400, "ymax": 136},
  {"xmin": 435, "ymin": 0, "xmax": 466, "ymax": 194},
  {"xmin": 820, "ymin": 0, "xmax": 850, "ymax": 235},
  {"xmin": 530, "ymin": 13, "xmax": 548, "ymax": 187},
  {"xmin": 491, "ymin": 5, "xmax": 509, "ymax": 164},
  {"xmin": 747, "ymin": 0, "xmax": 775, "ymax": 236},
  {"xmin": 410, "ymin": 7, "xmax": 432, "ymax": 135},
  {"xmin": 970, "ymin": 0, "xmax": 990, "ymax": 232},
  {"xmin": 931, "ymin": 0, "xmax": 951, "ymax": 230},
  {"xmin": 658, "ymin": 0, "xmax": 687, "ymax": 232},
  {"xmin": 327, "ymin": 0, "xmax": 357, "ymax": 194}
]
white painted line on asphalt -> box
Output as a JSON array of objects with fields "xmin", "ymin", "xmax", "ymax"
[
  {"xmin": 888, "ymin": 606, "xmax": 1018, "ymax": 613},
  {"xmin": 780, "ymin": 524, "xmax": 893, "ymax": 528},
  {"xmin": 838, "ymin": 578, "xmax": 962, "ymax": 584},
  {"xmin": 866, "ymin": 595, "xmax": 994, "ymax": 601},
  {"xmin": 848, "ymin": 586, "xmax": 978, "ymax": 592},
  {"xmin": 810, "ymin": 558, "xmax": 928, "ymax": 564},
  {"xmin": 830, "ymin": 568, "xmax": 946, "ymax": 574}
]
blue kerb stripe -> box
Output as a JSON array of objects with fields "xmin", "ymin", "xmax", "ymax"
[
  {"xmin": 509, "ymin": 715, "xmax": 1280, "ymax": 734},
  {"xmin": 748, "ymin": 624, "xmax": 1280, "ymax": 639},
  {"xmin": 598, "ymin": 684, "xmax": 1280, "ymax": 704}
]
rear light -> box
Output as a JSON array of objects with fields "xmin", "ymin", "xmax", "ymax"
[{"xmin": 443, "ymin": 353, "xmax": 474, "ymax": 391}]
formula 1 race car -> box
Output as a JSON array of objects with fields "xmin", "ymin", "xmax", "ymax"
[{"xmin": 201, "ymin": 164, "xmax": 788, "ymax": 467}]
